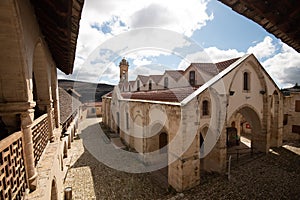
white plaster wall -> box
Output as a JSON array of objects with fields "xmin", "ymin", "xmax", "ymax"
[
  {"xmin": 158, "ymin": 73, "xmax": 180, "ymax": 89},
  {"xmin": 225, "ymin": 61, "xmax": 264, "ymax": 120},
  {"xmin": 181, "ymin": 66, "xmax": 213, "ymax": 87}
]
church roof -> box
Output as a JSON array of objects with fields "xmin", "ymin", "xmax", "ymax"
[
  {"xmin": 121, "ymin": 86, "xmax": 199, "ymax": 103},
  {"xmin": 137, "ymin": 75, "xmax": 149, "ymax": 84},
  {"xmin": 165, "ymin": 70, "xmax": 184, "ymax": 81},
  {"xmin": 149, "ymin": 75, "xmax": 163, "ymax": 84},
  {"xmin": 189, "ymin": 58, "xmax": 240, "ymax": 76}
]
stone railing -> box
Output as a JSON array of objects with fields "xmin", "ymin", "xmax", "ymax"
[
  {"xmin": 31, "ymin": 114, "xmax": 49, "ymax": 166},
  {"xmin": 0, "ymin": 131, "xmax": 27, "ymax": 200}
]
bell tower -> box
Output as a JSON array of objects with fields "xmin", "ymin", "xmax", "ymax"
[{"xmin": 119, "ymin": 58, "xmax": 129, "ymax": 83}]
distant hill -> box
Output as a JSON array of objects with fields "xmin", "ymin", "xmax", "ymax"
[{"xmin": 58, "ymin": 79, "xmax": 114, "ymax": 103}]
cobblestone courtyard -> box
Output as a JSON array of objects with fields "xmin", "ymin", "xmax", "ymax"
[{"xmin": 64, "ymin": 118, "xmax": 300, "ymax": 199}]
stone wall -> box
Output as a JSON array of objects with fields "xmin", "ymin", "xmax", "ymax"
[{"xmin": 283, "ymin": 92, "xmax": 300, "ymax": 141}]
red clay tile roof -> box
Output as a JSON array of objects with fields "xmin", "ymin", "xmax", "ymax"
[
  {"xmin": 165, "ymin": 70, "xmax": 184, "ymax": 81},
  {"xmin": 216, "ymin": 58, "xmax": 240, "ymax": 72},
  {"xmin": 121, "ymin": 86, "xmax": 200, "ymax": 102},
  {"xmin": 149, "ymin": 75, "xmax": 163, "ymax": 84},
  {"xmin": 137, "ymin": 75, "xmax": 149, "ymax": 84},
  {"xmin": 191, "ymin": 57, "xmax": 240, "ymax": 76}
]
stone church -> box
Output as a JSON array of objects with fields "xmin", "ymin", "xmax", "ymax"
[{"xmin": 102, "ymin": 55, "xmax": 284, "ymax": 191}]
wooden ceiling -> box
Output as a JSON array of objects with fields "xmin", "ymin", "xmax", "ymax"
[
  {"xmin": 219, "ymin": 0, "xmax": 300, "ymax": 52},
  {"xmin": 30, "ymin": 0, "xmax": 84, "ymax": 74}
]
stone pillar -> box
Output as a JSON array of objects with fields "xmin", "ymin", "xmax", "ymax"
[
  {"xmin": 21, "ymin": 109, "xmax": 38, "ymax": 191},
  {"xmin": 51, "ymin": 65, "xmax": 60, "ymax": 128},
  {"xmin": 38, "ymin": 100, "xmax": 54, "ymax": 142},
  {"xmin": 47, "ymin": 103, "xmax": 54, "ymax": 142},
  {"xmin": 168, "ymin": 101, "xmax": 200, "ymax": 192},
  {"xmin": 53, "ymin": 98, "xmax": 60, "ymax": 128}
]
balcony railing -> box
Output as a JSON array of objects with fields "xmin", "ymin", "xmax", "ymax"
[
  {"xmin": 31, "ymin": 114, "xmax": 49, "ymax": 166},
  {"xmin": 0, "ymin": 131, "xmax": 27, "ymax": 200}
]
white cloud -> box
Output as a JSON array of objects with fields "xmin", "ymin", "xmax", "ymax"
[
  {"xmin": 178, "ymin": 47, "xmax": 244, "ymax": 69},
  {"xmin": 262, "ymin": 42, "xmax": 300, "ymax": 87},
  {"xmin": 247, "ymin": 36, "xmax": 276, "ymax": 59},
  {"xmin": 60, "ymin": 2, "xmax": 300, "ymax": 89},
  {"xmin": 68, "ymin": 0, "xmax": 213, "ymax": 82}
]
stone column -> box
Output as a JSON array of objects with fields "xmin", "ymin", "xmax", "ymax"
[
  {"xmin": 21, "ymin": 109, "xmax": 38, "ymax": 191},
  {"xmin": 53, "ymin": 98, "xmax": 60, "ymax": 128},
  {"xmin": 51, "ymin": 65, "xmax": 60, "ymax": 128},
  {"xmin": 47, "ymin": 103, "xmax": 55, "ymax": 142},
  {"xmin": 168, "ymin": 101, "xmax": 200, "ymax": 192}
]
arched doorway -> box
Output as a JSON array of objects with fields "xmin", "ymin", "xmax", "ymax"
[
  {"xmin": 159, "ymin": 132, "xmax": 168, "ymax": 153},
  {"xmin": 199, "ymin": 126, "xmax": 208, "ymax": 170},
  {"xmin": 228, "ymin": 105, "xmax": 263, "ymax": 155},
  {"xmin": 51, "ymin": 179, "xmax": 58, "ymax": 200},
  {"xmin": 150, "ymin": 131, "xmax": 168, "ymax": 189}
]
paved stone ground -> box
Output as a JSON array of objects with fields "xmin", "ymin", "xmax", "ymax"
[{"xmin": 64, "ymin": 118, "xmax": 300, "ymax": 199}]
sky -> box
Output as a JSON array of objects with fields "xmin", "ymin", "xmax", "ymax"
[{"xmin": 57, "ymin": 0, "xmax": 300, "ymax": 88}]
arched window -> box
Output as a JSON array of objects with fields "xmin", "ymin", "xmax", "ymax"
[
  {"xmin": 189, "ymin": 71, "xmax": 195, "ymax": 86},
  {"xmin": 243, "ymin": 72, "xmax": 250, "ymax": 91},
  {"xmin": 202, "ymin": 100, "xmax": 209, "ymax": 116},
  {"xmin": 164, "ymin": 77, "xmax": 168, "ymax": 89}
]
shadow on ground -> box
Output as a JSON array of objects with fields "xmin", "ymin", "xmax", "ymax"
[
  {"xmin": 69, "ymin": 120, "xmax": 300, "ymax": 199},
  {"xmin": 69, "ymin": 122, "xmax": 170, "ymax": 199}
]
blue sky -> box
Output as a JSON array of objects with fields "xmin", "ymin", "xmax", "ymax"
[{"xmin": 58, "ymin": 0, "xmax": 300, "ymax": 88}]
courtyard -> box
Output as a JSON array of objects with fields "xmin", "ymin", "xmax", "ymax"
[{"xmin": 64, "ymin": 118, "xmax": 300, "ymax": 199}]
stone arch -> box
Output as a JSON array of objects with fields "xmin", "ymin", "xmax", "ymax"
[
  {"xmin": 32, "ymin": 41, "xmax": 52, "ymax": 119},
  {"xmin": 149, "ymin": 104, "xmax": 169, "ymax": 130},
  {"xmin": 131, "ymin": 105, "xmax": 145, "ymax": 153},
  {"xmin": 227, "ymin": 56, "xmax": 269, "ymax": 152},
  {"xmin": 50, "ymin": 178, "xmax": 58, "ymax": 200},
  {"xmin": 146, "ymin": 123, "xmax": 168, "ymax": 152},
  {"xmin": 159, "ymin": 132, "xmax": 168, "ymax": 153},
  {"xmin": 228, "ymin": 56, "xmax": 268, "ymax": 94},
  {"xmin": 199, "ymin": 125, "xmax": 208, "ymax": 149},
  {"xmin": 228, "ymin": 104, "xmax": 263, "ymax": 151},
  {"xmin": 198, "ymin": 124, "xmax": 212, "ymax": 171},
  {"xmin": 231, "ymin": 121, "xmax": 236, "ymax": 127}
]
